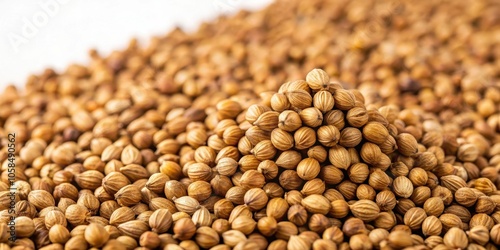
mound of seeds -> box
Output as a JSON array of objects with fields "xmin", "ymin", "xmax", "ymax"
[{"xmin": 1, "ymin": 0, "xmax": 500, "ymax": 249}]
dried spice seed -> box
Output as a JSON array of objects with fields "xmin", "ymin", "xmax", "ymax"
[
  {"xmin": 2, "ymin": 0, "xmax": 500, "ymax": 248},
  {"xmin": 349, "ymin": 199, "xmax": 380, "ymax": 222}
]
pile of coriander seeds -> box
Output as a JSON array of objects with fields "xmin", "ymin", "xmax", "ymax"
[{"xmin": 1, "ymin": 0, "xmax": 500, "ymax": 249}]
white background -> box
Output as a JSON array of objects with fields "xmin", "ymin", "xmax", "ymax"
[{"xmin": 0, "ymin": 0, "xmax": 272, "ymax": 89}]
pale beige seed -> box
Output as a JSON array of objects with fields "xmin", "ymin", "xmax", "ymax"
[
  {"xmin": 362, "ymin": 122, "xmax": 389, "ymax": 144},
  {"xmin": 313, "ymin": 90, "xmax": 335, "ymax": 112},
  {"xmin": 118, "ymin": 220, "xmax": 150, "ymax": 239},
  {"xmin": 217, "ymin": 99, "xmax": 242, "ymax": 119},
  {"xmin": 267, "ymin": 198, "xmax": 289, "ymax": 220},
  {"xmin": 333, "ymin": 89, "xmax": 356, "ymax": 110},
  {"xmin": 28, "ymin": 190, "xmax": 55, "ymax": 210},
  {"xmin": 443, "ymin": 227, "xmax": 468, "ymax": 249},
  {"xmin": 174, "ymin": 196, "xmax": 200, "ymax": 215},
  {"xmin": 294, "ymin": 127, "xmax": 316, "ymax": 150},
  {"xmin": 243, "ymin": 188, "xmax": 269, "ymax": 211},
  {"xmin": 149, "ymin": 209, "xmax": 173, "ymax": 233},
  {"xmin": 422, "ymin": 216, "xmax": 442, "ymax": 236},
  {"xmin": 349, "ymin": 199, "xmax": 380, "ymax": 222},
  {"xmin": 222, "ymin": 230, "xmax": 247, "ymax": 247},
  {"xmin": 251, "ymin": 140, "xmax": 277, "ymax": 161},
  {"xmin": 110, "ymin": 207, "xmax": 136, "ymax": 226},
  {"xmin": 245, "ymin": 105, "xmax": 271, "ymax": 124},
  {"xmin": 270, "ymin": 93, "xmax": 291, "ymax": 112},
  {"xmin": 275, "ymin": 150, "xmax": 302, "ymax": 170},
  {"xmin": 85, "ymin": 223, "xmax": 110, "ymax": 247},
  {"xmin": 296, "ymin": 158, "xmax": 321, "ymax": 181},
  {"xmin": 393, "ymin": 176, "xmax": 414, "ymax": 198},
  {"xmin": 299, "ymin": 107, "xmax": 323, "ymax": 128},
  {"xmin": 317, "ymin": 125, "xmax": 340, "ymax": 147},
  {"xmin": 15, "ymin": 216, "xmax": 35, "ymax": 238},
  {"xmin": 288, "ymin": 235, "xmax": 311, "ymax": 250},
  {"xmin": 286, "ymin": 90, "xmax": 312, "ymax": 110},
  {"xmin": 328, "ymin": 145, "xmax": 351, "ymax": 170},
  {"xmin": 396, "ymin": 133, "xmax": 418, "ymax": 156},
  {"xmin": 270, "ymin": 128, "xmax": 294, "ymax": 151},
  {"xmin": 454, "ymin": 187, "xmax": 477, "ymax": 207},
  {"xmin": 306, "ymin": 69, "xmax": 330, "ymax": 90},
  {"xmin": 468, "ymin": 225, "xmax": 490, "ymax": 245},
  {"xmin": 192, "ymin": 206, "xmax": 212, "ymax": 227},
  {"xmin": 278, "ymin": 110, "xmax": 302, "ymax": 132},
  {"xmin": 301, "ymin": 194, "xmax": 331, "ymax": 215},
  {"xmin": 49, "ymin": 224, "xmax": 71, "ymax": 244},
  {"xmin": 339, "ymin": 127, "xmax": 362, "ymax": 147},
  {"xmin": 403, "ymin": 207, "xmax": 427, "ymax": 230},
  {"xmin": 423, "ymin": 197, "xmax": 445, "ymax": 217},
  {"xmin": 115, "ymin": 185, "xmax": 142, "ymax": 207},
  {"xmin": 253, "ymin": 111, "xmax": 280, "ymax": 132}
]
